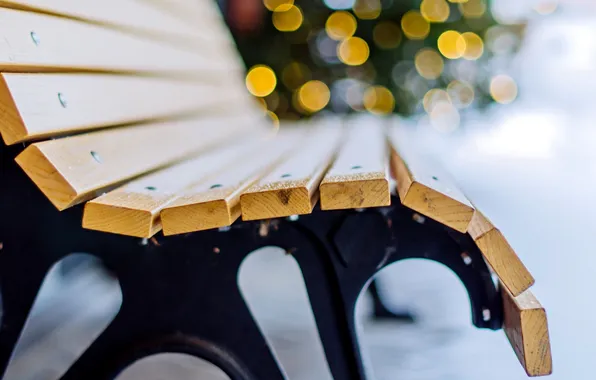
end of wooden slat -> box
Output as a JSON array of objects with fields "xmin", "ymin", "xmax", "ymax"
[
  {"xmin": 402, "ymin": 182, "xmax": 474, "ymax": 233},
  {"xmin": 320, "ymin": 174, "xmax": 390, "ymax": 210},
  {"xmin": 15, "ymin": 145, "xmax": 78, "ymax": 211},
  {"xmin": 475, "ymin": 229, "xmax": 535, "ymax": 296},
  {"xmin": 389, "ymin": 148, "xmax": 414, "ymax": 201},
  {"xmin": 161, "ymin": 199, "xmax": 236, "ymax": 236},
  {"xmin": 240, "ymin": 185, "xmax": 314, "ymax": 221},
  {"xmin": 468, "ymin": 210, "xmax": 495, "ymax": 240},
  {"xmin": 503, "ymin": 288, "xmax": 553, "ymax": 377},
  {"xmin": 0, "ymin": 74, "xmax": 28, "ymax": 145},
  {"xmin": 82, "ymin": 194, "xmax": 164, "ymax": 238}
]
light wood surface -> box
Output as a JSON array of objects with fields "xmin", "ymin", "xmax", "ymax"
[
  {"xmin": 502, "ymin": 288, "xmax": 552, "ymax": 377},
  {"xmin": 240, "ymin": 123, "xmax": 342, "ymax": 221},
  {"xmin": 0, "ymin": 7, "xmax": 238, "ymax": 75},
  {"xmin": 389, "ymin": 128, "xmax": 474, "ymax": 233},
  {"xmin": 320, "ymin": 117, "xmax": 390, "ymax": 210},
  {"xmin": 161, "ymin": 129, "xmax": 306, "ymax": 235},
  {"xmin": 469, "ymin": 211, "xmax": 535, "ymax": 296},
  {"xmin": 83, "ymin": 136, "xmax": 270, "ymax": 238},
  {"xmin": 0, "ymin": 73, "xmax": 250, "ymax": 145},
  {"xmin": 16, "ymin": 114, "xmax": 267, "ymax": 211}
]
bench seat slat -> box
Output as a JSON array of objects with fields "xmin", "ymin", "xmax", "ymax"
[
  {"xmin": 502, "ymin": 288, "xmax": 552, "ymax": 377},
  {"xmin": 0, "ymin": 8, "xmax": 239, "ymax": 75},
  {"xmin": 161, "ymin": 129, "xmax": 307, "ymax": 235},
  {"xmin": 389, "ymin": 126, "xmax": 474, "ymax": 233},
  {"xmin": 320, "ymin": 117, "xmax": 390, "ymax": 210},
  {"xmin": 0, "ymin": 73, "xmax": 252, "ymax": 145},
  {"xmin": 82, "ymin": 135, "xmax": 273, "ymax": 238},
  {"xmin": 16, "ymin": 113, "xmax": 267, "ymax": 211},
  {"xmin": 240, "ymin": 122, "xmax": 342, "ymax": 221},
  {"xmin": 469, "ymin": 211, "xmax": 535, "ymax": 296}
]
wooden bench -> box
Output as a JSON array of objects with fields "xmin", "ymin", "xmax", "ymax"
[{"xmin": 0, "ymin": 1, "xmax": 552, "ymax": 378}]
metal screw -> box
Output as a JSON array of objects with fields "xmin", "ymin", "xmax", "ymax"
[
  {"xmin": 90, "ymin": 151, "xmax": 102, "ymax": 163},
  {"xmin": 432, "ymin": 176, "xmax": 439, "ymax": 181},
  {"xmin": 210, "ymin": 184, "xmax": 223, "ymax": 189},
  {"xmin": 58, "ymin": 92, "xmax": 68, "ymax": 108},
  {"xmin": 351, "ymin": 165, "xmax": 362, "ymax": 170},
  {"xmin": 30, "ymin": 31, "xmax": 40, "ymax": 46},
  {"xmin": 145, "ymin": 186, "xmax": 157, "ymax": 191},
  {"xmin": 281, "ymin": 173, "xmax": 291, "ymax": 178}
]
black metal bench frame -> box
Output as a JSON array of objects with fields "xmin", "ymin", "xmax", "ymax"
[{"xmin": 0, "ymin": 144, "xmax": 502, "ymax": 380}]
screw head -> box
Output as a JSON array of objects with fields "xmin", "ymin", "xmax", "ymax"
[
  {"xmin": 58, "ymin": 92, "xmax": 68, "ymax": 108},
  {"xmin": 30, "ymin": 31, "xmax": 40, "ymax": 45}
]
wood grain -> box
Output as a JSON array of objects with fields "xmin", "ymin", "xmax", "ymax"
[
  {"xmin": 161, "ymin": 129, "xmax": 306, "ymax": 235},
  {"xmin": 240, "ymin": 124, "xmax": 342, "ymax": 221},
  {"xmin": 502, "ymin": 288, "xmax": 552, "ymax": 377},
  {"xmin": 83, "ymin": 137, "xmax": 269, "ymax": 238},
  {"xmin": 469, "ymin": 211, "xmax": 535, "ymax": 296},
  {"xmin": 0, "ymin": 73, "xmax": 250, "ymax": 145},
  {"xmin": 389, "ymin": 128, "xmax": 474, "ymax": 233},
  {"xmin": 16, "ymin": 113, "xmax": 268, "ymax": 211},
  {"xmin": 320, "ymin": 117, "xmax": 390, "ymax": 210},
  {"xmin": 0, "ymin": 7, "xmax": 238, "ymax": 76}
]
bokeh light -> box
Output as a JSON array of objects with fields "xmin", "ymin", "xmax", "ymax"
[
  {"xmin": 446, "ymin": 80, "xmax": 474, "ymax": 108},
  {"xmin": 534, "ymin": 1, "xmax": 558, "ymax": 15},
  {"xmin": 246, "ymin": 65, "xmax": 277, "ymax": 97},
  {"xmin": 363, "ymin": 86, "xmax": 395, "ymax": 114},
  {"xmin": 353, "ymin": 0, "xmax": 382, "ymax": 20},
  {"xmin": 461, "ymin": 32, "xmax": 484, "ymax": 60},
  {"xmin": 373, "ymin": 21, "xmax": 402, "ymax": 49},
  {"xmin": 272, "ymin": 5, "xmax": 303, "ymax": 32},
  {"xmin": 401, "ymin": 11, "xmax": 430, "ymax": 40},
  {"xmin": 338, "ymin": 37, "xmax": 370, "ymax": 66},
  {"xmin": 490, "ymin": 74, "xmax": 518, "ymax": 104},
  {"xmin": 415, "ymin": 48, "xmax": 444, "ymax": 79},
  {"xmin": 459, "ymin": 0, "xmax": 486, "ymax": 18},
  {"xmin": 266, "ymin": 110, "xmax": 280, "ymax": 129},
  {"xmin": 423, "ymin": 88, "xmax": 451, "ymax": 113},
  {"xmin": 323, "ymin": 0, "xmax": 356, "ymax": 10},
  {"xmin": 430, "ymin": 102, "xmax": 460, "ymax": 132},
  {"xmin": 438, "ymin": 31, "xmax": 466, "ymax": 59},
  {"xmin": 420, "ymin": 0, "xmax": 450, "ymax": 23},
  {"xmin": 282, "ymin": 61, "xmax": 311, "ymax": 90},
  {"xmin": 325, "ymin": 11, "xmax": 357, "ymax": 40},
  {"xmin": 298, "ymin": 80, "xmax": 331, "ymax": 113},
  {"xmin": 263, "ymin": 0, "xmax": 294, "ymax": 11}
]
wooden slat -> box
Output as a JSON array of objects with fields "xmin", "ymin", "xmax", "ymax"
[
  {"xmin": 240, "ymin": 123, "xmax": 342, "ymax": 221},
  {"xmin": 389, "ymin": 128, "xmax": 474, "ymax": 233},
  {"xmin": 16, "ymin": 113, "xmax": 268, "ymax": 211},
  {"xmin": 469, "ymin": 211, "xmax": 535, "ymax": 296},
  {"xmin": 0, "ymin": 7, "xmax": 238, "ymax": 75},
  {"xmin": 82, "ymin": 136, "xmax": 271, "ymax": 238},
  {"xmin": 161, "ymin": 128, "xmax": 306, "ymax": 235},
  {"xmin": 502, "ymin": 288, "xmax": 552, "ymax": 377},
  {"xmin": 0, "ymin": 0, "xmax": 216, "ymax": 42},
  {"xmin": 320, "ymin": 117, "xmax": 390, "ymax": 210},
  {"xmin": 0, "ymin": 73, "xmax": 251, "ymax": 145}
]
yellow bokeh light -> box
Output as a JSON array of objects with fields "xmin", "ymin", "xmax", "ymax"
[
  {"xmin": 423, "ymin": 89, "xmax": 451, "ymax": 113},
  {"xmin": 363, "ymin": 86, "xmax": 395, "ymax": 114},
  {"xmin": 298, "ymin": 80, "xmax": 330, "ymax": 113},
  {"xmin": 438, "ymin": 30, "xmax": 466, "ymax": 59},
  {"xmin": 415, "ymin": 48, "xmax": 444, "ymax": 79},
  {"xmin": 373, "ymin": 21, "xmax": 402, "ymax": 49},
  {"xmin": 420, "ymin": 0, "xmax": 450, "ymax": 23},
  {"xmin": 263, "ymin": 0, "xmax": 294, "ymax": 11},
  {"xmin": 282, "ymin": 61, "xmax": 311, "ymax": 90},
  {"xmin": 490, "ymin": 74, "xmax": 518, "ymax": 104},
  {"xmin": 272, "ymin": 5, "xmax": 303, "ymax": 32},
  {"xmin": 246, "ymin": 65, "xmax": 277, "ymax": 97},
  {"xmin": 266, "ymin": 110, "xmax": 280, "ymax": 129},
  {"xmin": 459, "ymin": 0, "xmax": 486, "ymax": 18},
  {"xmin": 326, "ymin": 11, "xmax": 357, "ymax": 41},
  {"xmin": 461, "ymin": 32, "xmax": 484, "ymax": 60},
  {"xmin": 401, "ymin": 11, "xmax": 430, "ymax": 40},
  {"xmin": 255, "ymin": 97, "xmax": 268, "ymax": 113},
  {"xmin": 338, "ymin": 37, "xmax": 370, "ymax": 66},
  {"xmin": 448, "ymin": 0, "xmax": 468, "ymax": 3},
  {"xmin": 447, "ymin": 80, "xmax": 474, "ymax": 108},
  {"xmin": 353, "ymin": 0, "xmax": 382, "ymax": 20}
]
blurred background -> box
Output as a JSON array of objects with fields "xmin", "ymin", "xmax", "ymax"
[{"xmin": 4, "ymin": 0, "xmax": 596, "ymax": 379}]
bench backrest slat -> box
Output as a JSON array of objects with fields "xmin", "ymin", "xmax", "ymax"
[
  {"xmin": 320, "ymin": 116, "xmax": 390, "ymax": 210},
  {"xmin": 0, "ymin": 8, "xmax": 240, "ymax": 75},
  {"xmin": 161, "ymin": 128, "xmax": 307, "ymax": 235},
  {"xmin": 16, "ymin": 113, "xmax": 266, "ymax": 210}
]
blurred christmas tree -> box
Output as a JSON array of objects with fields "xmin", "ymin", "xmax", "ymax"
[{"xmin": 222, "ymin": 0, "xmax": 528, "ymax": 131}]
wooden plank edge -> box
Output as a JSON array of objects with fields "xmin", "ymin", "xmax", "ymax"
[
  {"xmin": 502, "ymin": 288, "xmax": 552, "ymax": 377},
  {"xmin": 0, "ymin": 74, "xmax": 26, "ymax": 145},
  {"xmin": 390, "ymin": 148, "xmax": 474, "ymax": 233},
  {"xmin": 240, "ymin": 183, "xmax": 316, "ymax": 221},
  {"xmin": 83, "ymin": 200, "xmax": 159, "ymax": 238},
  {"xmin": 320, "ymin": 173, "xmax": 391, "ymax": 210}
]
